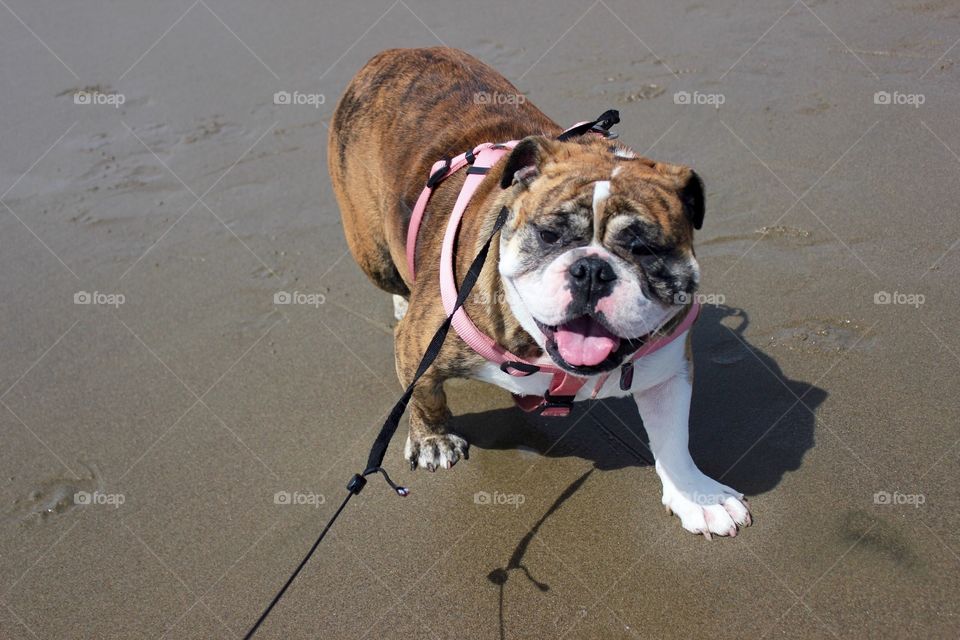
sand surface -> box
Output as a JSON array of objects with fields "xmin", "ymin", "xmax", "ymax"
[{"xmin": 1, "ymin": 1, "xmax": 959, "ymax": 638}]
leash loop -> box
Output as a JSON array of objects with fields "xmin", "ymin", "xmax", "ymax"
[{"xmin": 363, "ymin": 467, "xmax": 409, "ymax": 496}]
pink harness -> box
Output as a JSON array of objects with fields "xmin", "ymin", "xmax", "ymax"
[{"xmin": 405, "ymin": 124, "xmax": 700, "ymax": 417}]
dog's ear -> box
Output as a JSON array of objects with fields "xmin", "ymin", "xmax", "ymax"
[
  {"xmin": 680, "ymin": 170, "xmax": 705, "ymax": 230},
  {"xmin": 656, "ymin": 162, "xmax": 705, "ymax": 230},
  {"xmin": 500, "ymin": 136, "xmax": 554, "ymax": 189}
]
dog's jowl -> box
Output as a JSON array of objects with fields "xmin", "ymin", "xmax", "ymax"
[{"xmin": 328, "ymin": 47, "xmax": 750, "ymax": 538}]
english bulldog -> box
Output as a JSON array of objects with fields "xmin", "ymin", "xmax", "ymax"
[{"xmin": 328, "ymin": 47, "xmax": 751, "ymax": 538}]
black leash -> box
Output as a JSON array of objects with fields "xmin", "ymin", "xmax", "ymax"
[
  {"xmin": 243, "ymin": 206, "xmax": 509, "ymax": 639},
  {"xmin": 244, "ymin": 108, "xmax": 619, "ymax": 638}
]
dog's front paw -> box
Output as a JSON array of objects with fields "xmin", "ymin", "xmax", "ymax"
[
  {"xmin": 658, "ymin": 465, "xmax": 752, "ymax": 539},
  {"xmin": 404, "ymin": 433, "xmax": 468, "ymax": 471}
]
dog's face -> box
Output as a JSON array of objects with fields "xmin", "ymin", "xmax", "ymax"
[{"xmin": 498, "ymin": 136, "xmax": 704, "ymax": 375}]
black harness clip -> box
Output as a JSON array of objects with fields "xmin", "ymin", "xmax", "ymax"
[
  {"xmin": 500, "ymin": 361, "xmax": 541, "ymax": 376},
  {"xmin": 426, "ymin": 158, "xmax": 451, "ymax": 188}
]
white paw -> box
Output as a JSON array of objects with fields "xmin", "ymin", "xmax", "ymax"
[
  {"xmin": 404, "ymin": 433, "xmax": 468, "ymax": 471},
  {"xmin": 392, "ymin": 294, "xmax": 409, "ymax": 321},
  {"xmin": 657, "ymin": 462, "xmax": 752, "ymax": 539}
]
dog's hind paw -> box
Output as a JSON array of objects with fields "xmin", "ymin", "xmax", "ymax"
[{"xmin": 404, "ymin": 433, "xmax": 468, "ymax": 471}]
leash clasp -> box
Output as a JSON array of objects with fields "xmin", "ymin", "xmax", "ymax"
[{"xmin": 591, "ymin": 109, "xmax": 620, "ymax": 138}]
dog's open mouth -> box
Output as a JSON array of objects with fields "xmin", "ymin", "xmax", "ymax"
[{"xmin": 535, "ymin": 316, "xmax": 648, "ymax": 375}]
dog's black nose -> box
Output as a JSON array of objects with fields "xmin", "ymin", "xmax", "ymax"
[{"xmin": 568, "ymin": 256, "xmax": 616, "ymax": 301}]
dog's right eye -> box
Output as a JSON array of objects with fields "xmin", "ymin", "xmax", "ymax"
[{"xmin": 539, "ymin": 229, "xmax": 561, "ymax": 244}]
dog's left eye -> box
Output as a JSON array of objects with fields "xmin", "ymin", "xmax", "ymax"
[{"xmin": 539, "ymin": 229, "xmax": 561, "ymax": 244}]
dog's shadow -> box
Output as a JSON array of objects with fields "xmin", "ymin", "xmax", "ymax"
[
  {"xmin": 452, "ymin": 305, "xmax": 825, "ymax": 639},
  {"xmin": 454, "ymin": 304, "xmax": 825, "ymax": 496}
]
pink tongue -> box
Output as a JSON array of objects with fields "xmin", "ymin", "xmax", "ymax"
[{"xmin": 553, "ymin": 317, "xmax": 621, "ymax": 367}]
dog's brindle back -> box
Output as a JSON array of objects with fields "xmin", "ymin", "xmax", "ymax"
[{"xmin": 328, "ymin": 47, "xmax": 558, "ymax": 297}]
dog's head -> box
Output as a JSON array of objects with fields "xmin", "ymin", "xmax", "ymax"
[{"xmin": 497, "ymin": 135, "xmax": 704, "ymax": 375}]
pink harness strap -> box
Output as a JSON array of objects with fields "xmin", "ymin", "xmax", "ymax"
[
  {"xmin": 406, "ymin": 143, "xmax": 496, "ymax": 280},
  {"xmin": 405, "ymin": 123, "xmax": 700, "ymax": 417}
]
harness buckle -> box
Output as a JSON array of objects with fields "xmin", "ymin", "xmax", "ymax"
[{"xmin": 539, "ymin": 390, "xmax": 575, "ymax": 416}]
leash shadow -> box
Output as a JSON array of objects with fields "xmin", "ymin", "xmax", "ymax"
[
  {"xmin": 453, "ymin": 305, "xmax": 824, "ymax": 639},
  {"xmin": 485, "ymin": 467, "xmax": 594, "ymax": 640}
]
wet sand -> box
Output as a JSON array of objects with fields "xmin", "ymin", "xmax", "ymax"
[{"xmin": 1, "ymin": 1, "xmax": 959, "ymax": 638}]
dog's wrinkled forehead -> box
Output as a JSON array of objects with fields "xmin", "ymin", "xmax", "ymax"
[{"xmin": 501, "ymin": 136, "xmax": 704, "ymax": 246}]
